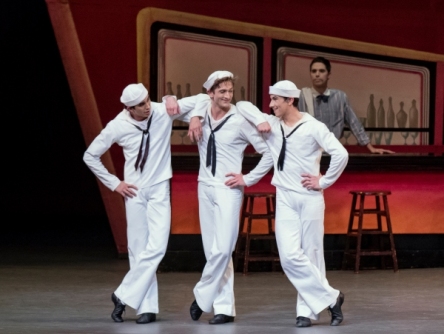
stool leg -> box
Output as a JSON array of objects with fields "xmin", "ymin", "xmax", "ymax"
[
  {"xmin": 266, "ymin": 197, "xmax": 273, "ymax": 234},
  {"xmin": 234, "ymin": 195, "xmax": 248, "ymax": 272},
  {"xmin": 266, "ymin": 197, "xmax": 277, "ymax": 272},
  {"xmin": 355, "ymin": 194, "xmax": 366, "ymax": 273},
  {"xmin": 243, "ymin": 197, "xmax": 255, "ymax": 275},
  {"xmin": 342, "ymin": 193, "xmax": 358, "ymax": 270},
  {"xmin": 266, "ymin": 197, "xmax": 275, "ymax": 271},
  {"xmin": 383, "ymin": 195, "xmax": 398, "ymax": 272},
  {"xmin": 375, "ymin": 195, "xmax": 386, "ymax": 269},
  {"xmin": 272, "ymin": 196, "xmax": 282, "ymax": 273}
]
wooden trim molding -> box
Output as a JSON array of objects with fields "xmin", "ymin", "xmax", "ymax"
[
  {"xmin": 45, "ymin": 0, "xmax": 128, "ymax": 255},
  {"xmin": 137, "ymin": 7, "xmax": 444, "ymax": 88}
]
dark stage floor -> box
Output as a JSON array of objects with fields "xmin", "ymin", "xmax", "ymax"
[{"xmin": 1, "ymin": 232, "xmax": 444, "ymax": 334}]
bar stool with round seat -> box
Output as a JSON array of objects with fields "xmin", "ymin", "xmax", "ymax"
[
  {"xmin": 342, "ymin": 190, "xmax": 399, "ymax": 273},
  {"xmin": 234, "ymin": 192, "xmax": 280, "ymax": 275}
]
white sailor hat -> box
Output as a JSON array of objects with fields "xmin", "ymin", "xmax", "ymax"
[
  {"xmin": 269, "ymin": 80, "xmax": 300, "ymax": 98},
  {"xmin": 120, "ymin": 83, "xmax": 148, "ymax": 107},
  {"xmin": 203, "ymin": 70, "xmax": 234, "ymax": 90}
]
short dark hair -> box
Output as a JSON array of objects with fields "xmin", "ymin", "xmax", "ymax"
[
  {"xmin": 284, "ymin": 97, "xmax": 299, "ymax": 107},
  {"xmin": 208, "ymin": 76, "xmax": 236, "ymax": 92},
  {"xmin": 310, "ymin": 56, "xmax": 331, "ymax": 73}
]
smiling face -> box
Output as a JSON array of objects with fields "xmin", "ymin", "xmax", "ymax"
[
  {"xmin": 310, "ymin": 62, "xmax": 330, "ymax": 90},
  {"xmin": 128, "ymin": 95, "xmax": 151, "ymax": 121},
  {"xmin": 209, "ymin": 80, "xmax": 234, "ymax": 112},
  {"xmin": 269, "ymin": 94, "xmax": 293, "ymax": 119}
]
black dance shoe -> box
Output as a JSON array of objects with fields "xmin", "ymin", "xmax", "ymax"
[
  {"xmin": 296, "ymin": 316, "xmax": 312, "ymax": 327},
  {"xmin": 136, "ymin": 312, "xmax": 156, "ymax": 324},
  {"xmin": 209, "ymin": 314, "xmax": 235, "ymax": 324},
  {"xmin": 328, "ymin": 291, "xmax": 345, "ymax": 326},
  {"xmin": 111, "ymin": 293, "xmax": 126, "ymax": 322},
  {"xmin": 190, "ymin": 300, "xmax": 203, "ymax": 321}
]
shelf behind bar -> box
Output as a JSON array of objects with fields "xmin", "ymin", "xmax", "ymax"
[
  {"xmin": 344, "ymin": 145, "xmax": 444, "ymax": 155},
  {"xmin": 171, "ymin": 145, "xmax": 444, "ymax": 172},
  {"xmin": 172, "ymin": 144, "xmax": 444, "ymax": 155}
]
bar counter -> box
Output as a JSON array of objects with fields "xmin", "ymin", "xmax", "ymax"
[
  {"xmin": 167, "ymin": 150, "xmax": 444, "ymax": 270},
  {"xmin": 170, "ymin": 150, "xmax": 444, "ymax": 234}
]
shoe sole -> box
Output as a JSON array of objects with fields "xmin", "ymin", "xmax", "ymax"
[
  {"xmin": 136, "ymin": 314, "xmax": 156, "ymax": 324},
  {"xmin": 136, "ymin": 319, "xmax": 155, "ymax": 324},
  {"xmin": 209, "ymin": 317, "xmax": 234, "ymax": 324},
  {"xmin": 296, "ymin": 322, "xmax": 312, "ymax": 327},
  {"xmin": 296, "ymin": 316, "xmax": 312, "ymax": 327}
]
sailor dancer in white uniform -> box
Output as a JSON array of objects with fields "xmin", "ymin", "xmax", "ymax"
[
  {"xmin": 187, "ymin": 71, "xmax": 273, "ymax": 325},
  {"xmin": 233, "ymin": 80, "xmax": 348, "ymax": 327},
  {"xmin": 83, "ymin": 83, "xmax": 208, "ymax": 324}
]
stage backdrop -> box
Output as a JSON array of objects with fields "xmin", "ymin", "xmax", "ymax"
[{"xmin": 45, "ymin": 0, "xmax": 444, "ymax": 254}]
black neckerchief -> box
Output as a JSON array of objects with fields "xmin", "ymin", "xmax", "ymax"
[
  {"xmin": 277, "ymin": 122, "xmax": 305, "ymax": 171},
  {"xmin": 132, "ymin": 112, "xmax": 153, "ymax": 172},
  {"xmin": 206, "ymin": 114, "xmax": 233, "ymax": 176}
]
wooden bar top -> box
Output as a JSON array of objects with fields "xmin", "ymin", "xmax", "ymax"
[{"xmin": 172, "ymin": 152, "xmax": 444, "ymax": 172}]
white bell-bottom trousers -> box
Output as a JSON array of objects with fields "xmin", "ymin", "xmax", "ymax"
[
  {"xmin": 275, "ymin": 187, "xmax": 339, "ymax": 320},
  {"xmin": 114, "ymin": 180, "xmax": 171, "ymax": 315},
  {"xmin": 193, "ymin": 183, "xmax": 243, "ymax": 316}
]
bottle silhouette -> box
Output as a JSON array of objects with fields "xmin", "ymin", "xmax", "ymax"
[
  {"xmin": 240, "ymin": 86, "xmax": 246, "ymax": 101},
  {"xmin": 176, "ymin": 84, "xmax": 183, "ymax": 99},
  {"xmin": 366, "ymin": 94, "xmax": 376, "ymax": 127},
  {"xmin": 385, "ymin": 97, "xmax": 395, "ymax": 145},
  {"xmin": 387, "ymin": 97, "xmax": 395, "ymax": 128},
  {"xmin": 409, "ymin": 99, "xmax": 419, "ymax": 128},
  {"xmin": 409, "ymin": 99, "xmax": 419, "ymax": 144},
  {"xmin": 377, "ymin": 98, "xmax": 385, "ymax": 127},
  {"xmin": 396, "ymin": 101, "xmax": 407, "ymax": 128},
  {"xmin": 184, "ymin": 83, "xmax": 191, "ymax": 97},
  {"xmin": 374, "ymin": 98, "xmax": 385, "ymax": 144},
  {"xmin": 174, "ymin": 84, "xmax": 186, "ymax": 127},
  {"xmin": 397, "ymin": 101, "xmax": 409, "ymax": 145},
  {"xmin": 166, "ymin": 81, "xmax": 174, "ymax": 95}
]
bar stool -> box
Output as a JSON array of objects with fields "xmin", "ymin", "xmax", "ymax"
[
  {"xmin": 234, "ymin": 192, "xmax": 280, "ymax": 275},
  {"xmin": 342, "ymin": 190, "xmax": 399, "ymax": 273}
]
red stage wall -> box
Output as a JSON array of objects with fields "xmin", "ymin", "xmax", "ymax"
[
  {"xmin": 45, "ymin": 1, "xmax": 444, "ymax": 252},
  {"xmin": 61, "ymin": 0, "xmax": 444, "ymax": 182},
  {"xmin": 65, "ymin": 0, "xmax": 444, "ymax": 131},
  {"xmin": 171, "ymin": 171, "xmax": 444, "ymax": 234}
]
